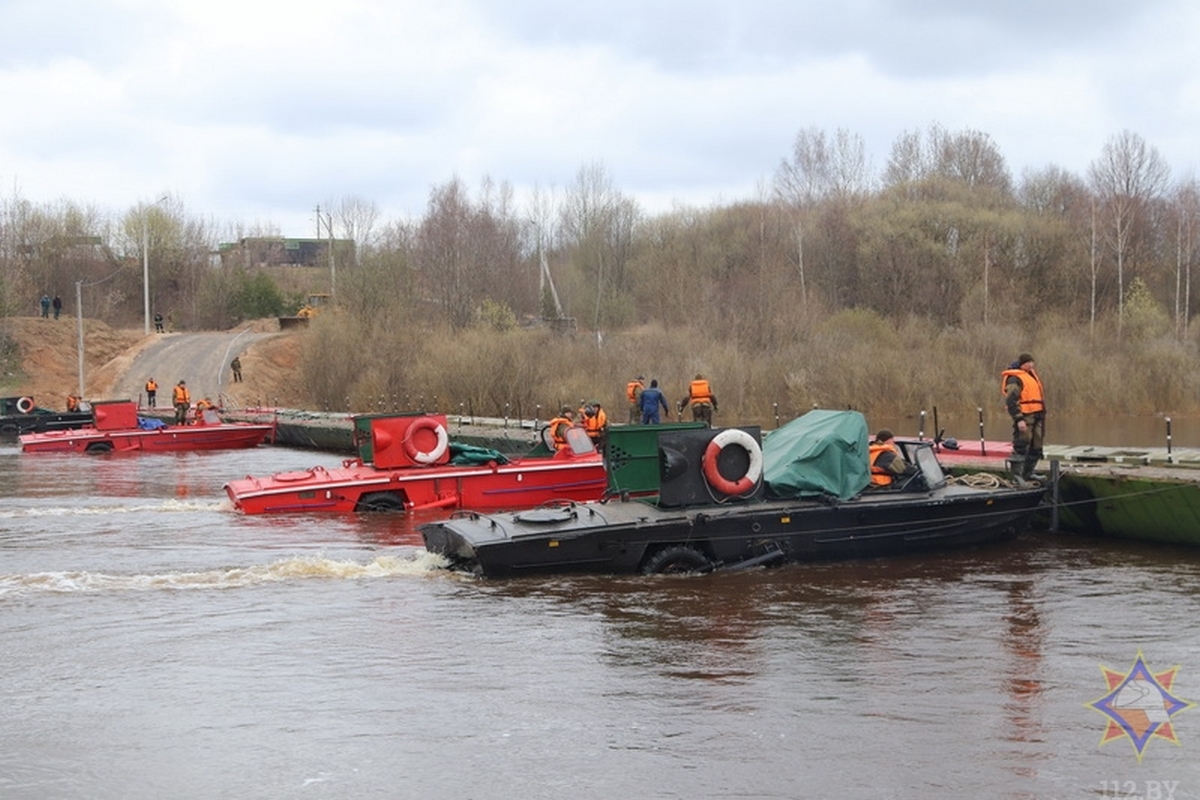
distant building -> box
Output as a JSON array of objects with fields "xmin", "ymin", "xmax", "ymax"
[{"xmin": 218, "ymin": 237, "xmax": 356, "ymax": 269}]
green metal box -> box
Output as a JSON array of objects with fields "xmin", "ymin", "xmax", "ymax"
[{"xmin": 604, "ymin": 422, "xmax": 707, "ymax": 496}]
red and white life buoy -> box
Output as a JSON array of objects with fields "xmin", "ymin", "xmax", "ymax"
[
  {"xmin": 702, "ymin": 428, "xmax": 763, "ymax": 496},
  {"xmin": 16, "ymin": 396, "xmax": 35, "ymax": 414},
  {"xmin": 403, "ymin": 416, "xmax": 449, "ymax": 464}
]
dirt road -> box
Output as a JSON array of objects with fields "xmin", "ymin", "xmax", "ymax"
[
  {"xmin": 108, "ymin": 331, "xmax": 277, "ymax": 407},
  {"xmin": 3, "ymin": 316, "xmax": 307, "ymax": 411}
]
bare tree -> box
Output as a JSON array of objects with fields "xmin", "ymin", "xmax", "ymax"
[
  {"xmin": 559, "ymin": 162, "xmax": 639, "ymax": 332},
  {"xmin": 774, "ymin": 127, "xmax": 871, "ymax": 308},
  {"xmin": 930, "ymin": 128, "xmax": 1013, "ymax": 194},
  {"xmin": 330, "ymin": 195, "xmax": 380, "ymax": 263},
  {"xmin": 527, "ymin": 184, "xmax": 568, "ymax": 321},
  {"xmin": 883, "ymin": 128, "xmax": 928, "ymax": 189},
  {"xmin": 1171, "ymin": 178, "xmax": 1200, "ymax": 336},
  {"xmin": 776, "ymin": 127, "xmax": 870, "ymax": 204},
  {"xmin": 416, "ymin": 178, "xmax": 476, "ymax": 329},
  {"xmin": 1088, "ymin": 130, "xmax": 1171, "ymax": 335},
  {"xmin": 884, "ymin": 124, "xmax": 1011, "ymax": 196}
]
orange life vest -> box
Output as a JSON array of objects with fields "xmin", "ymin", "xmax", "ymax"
[
  {"xmin": 145, "ymin": 379, "xmax": 157, "ymax": 393},
  {"xmin": 547, "ymin": 416, "xmax": 573, "ymax": 450},
  {"xmin": 583, "ymin": 407, "xmax": 607, "ymax": 439},
  {"xmin": 688, "ymin": 379, "xmax": 712, "ymax": 405},
  {"xmin": 626, "ymin": 381, "xmax": 644, "ymax": 403},
  {"xmin": 66, "ymin": 395, "xmax": 80, "ymax": 412},
  {"xmin": 1000, "ymin": 368, "xmax": 1045, "ymax": 415},
  {"xmin": 869, "ymin": 441, "xmax": 902, "ymax": 486},
  {"xmin": 173, "ymin": 384, "xmax": 190, "ymax": 405}
]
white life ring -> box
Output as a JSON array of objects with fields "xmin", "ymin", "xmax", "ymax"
[
  {"xmin": 16, "ymin": 396, "xmax": 35, "ymax": 414},
  {"xmin": 403, "ymin": 416, "xmax": 449, "ymax": 464},
  {"xmin": 702, "ymin": 428, "xmax": 763, "ymax": 496}
]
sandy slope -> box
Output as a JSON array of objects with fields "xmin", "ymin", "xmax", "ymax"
[{"xmin": 1, "ymin": 316, "xmax": 308, "ymax": 411}]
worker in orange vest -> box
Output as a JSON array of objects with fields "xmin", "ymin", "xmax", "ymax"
[
  {"xmin": 172, "ymin": 380, "xmax": 191, "ymax": 425},
  {"xmin": 582, "ymin": 402, "xmax": 608, "ymax": 449},
  {"xmin": 679, "ymin": 374, "xmax": 718, "ymax": 427},
  {"xmin": 1001, "ymin": 353, "xmax": 1046, "ymax": 482},
  {"xmin": 869, "ymin": 429, "xmax": 911, "ymax": 487},
  {"xmin": 625, "ymin": 375, "xmax": 645, "ymax": 423},
  {"xmin": 144, "ymin": 377, "xmax": 158, "ymax": 407},
  {"xmin": 194, "ymin": 397, "xmax": 215, "ymax": 422},
  {"xmin": 546, "ymin": 407, "xmax": 576, "ymax": 451}
]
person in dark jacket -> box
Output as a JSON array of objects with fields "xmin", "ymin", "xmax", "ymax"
[{"xmin": 638, "ymin": 379, "xmax": 670, "ymax": 425}]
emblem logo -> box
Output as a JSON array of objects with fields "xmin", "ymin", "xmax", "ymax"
[{"xmin": 1087, "ymin": 651, "xmax": 1193, "ymax": 760}]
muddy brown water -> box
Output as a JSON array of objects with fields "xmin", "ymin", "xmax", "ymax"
[{"xmin": 2, "ymin": 438, "xmax": 1199, "ymax": 799}]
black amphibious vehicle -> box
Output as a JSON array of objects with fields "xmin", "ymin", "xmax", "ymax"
[{"xmin": 420, "ymin": 410, "xmax": 1046, "ymax": 578}]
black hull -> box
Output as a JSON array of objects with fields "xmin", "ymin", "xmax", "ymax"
[
  {"xmin": 0, "ymin": 412, "xmax": 93, "ymax": 438},
  {"xmin": 421, "ymin": 484, "xmax": 1047, "ymax": 578}
]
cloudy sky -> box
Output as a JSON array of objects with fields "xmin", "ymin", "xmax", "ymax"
[{"xmin": 2, "ymin": 0, "xmax": 1197, "ymax": 237}]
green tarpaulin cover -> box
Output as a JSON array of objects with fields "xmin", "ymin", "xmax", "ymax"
[
  {"xmin": 448, "ymin": 441, "xmax": 510, "ymax": 465},
  {"xmin": 762, "ymin": 409, "xmax": 870, "ymax": 501}
]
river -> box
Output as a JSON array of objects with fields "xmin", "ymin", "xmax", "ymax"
[{"xmin": 2, "ymin": 441, "xmax": 1199, "ymax": 799}]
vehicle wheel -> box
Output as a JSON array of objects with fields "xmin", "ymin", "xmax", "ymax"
[
  {"xmin": 85, "ymin": 442, "xmax": 113, "ymax": 454},
  {"xmin": 354, "ymin": 493, "xmax": 406, "ymax": 513},
  {"xmin": 0, "ymin": 423, "xmax": 18, "ymax": 436},
  {"xmin": 640, "ymin": 545, "xmax": 712, "ymax": 575}
]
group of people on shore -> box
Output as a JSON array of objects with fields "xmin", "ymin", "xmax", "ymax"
[
  {"xmin": 39, "ymin": 294, "xmax": 63, "ymax": 319},
  {"xmin": 624, "ymin": 374, "xmax": 719, "ymax": 426},
  {"xmin": 545, "ymin": 373, "xmax": 720, "ymax": 452},
  {"xmin": 135, "ymin": 355, "xmax": 247, "ymax": 425}
]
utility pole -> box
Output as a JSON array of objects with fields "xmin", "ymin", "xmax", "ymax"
[
  {"xmin": 76, "ymin": 280, "xmax": 85, "ymax": 398},
  {"xmin": 142, "ymin": 221, "xmax": 150, "ymax": 335},
  {"xmin": 316, "ymin": 205, "xmax": 335, "ymax": 300},
  {"xmin": 142, "ymin": 196, "xmax": 167, "ymax": 336}
]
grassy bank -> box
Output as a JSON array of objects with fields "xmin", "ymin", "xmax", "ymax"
[{"xmin": 294, "ymin": 307, "xmax": 1200, "ymax": 429}]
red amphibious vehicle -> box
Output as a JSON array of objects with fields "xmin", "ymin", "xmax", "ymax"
[
  {"xmin": 223, "ymin": 412, "xmax": 609, "ymax": 515},
  {"xmin": 18, "ymin": 400, "xmax": 274, "ymax": 454}
]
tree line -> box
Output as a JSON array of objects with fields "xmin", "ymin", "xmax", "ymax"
[{"xmin": 3, "ymin": 124, "xmax": 1198, "ymax": 419}]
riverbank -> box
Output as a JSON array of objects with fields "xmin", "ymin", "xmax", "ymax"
[{"xmin": 7, "ymin": 313, "xmax": 1200, "ymax": 450}]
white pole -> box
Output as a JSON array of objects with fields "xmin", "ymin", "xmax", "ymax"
[
  {"xmin": 142, "ymin": 219, "xmax": 150, "ymax": 336},
  {"xmin": 76, "ymin": 280, "xmax": 85, "ymax": 398},
  {"xmin": 327, "ymin": 211, "xmax": 335, "ymax": 300}
]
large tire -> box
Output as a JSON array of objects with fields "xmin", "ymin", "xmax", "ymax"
[
  {"xmin": 640, "ymin": 545, "xmax": 712, "ymax": 575},
  {"xmin": 85, "ymin": 441, "xmax": 113, "ymax": 454},
  {"xmin": 354, "ymin": 492, "xmax": 407, "ymax": 513}
]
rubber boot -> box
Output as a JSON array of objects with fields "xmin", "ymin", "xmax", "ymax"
[{"xmin": 1007, "ymin": 458, "xmax": 1028, "ymax": 487}]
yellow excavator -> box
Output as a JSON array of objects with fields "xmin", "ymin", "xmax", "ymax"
[{"xmin": 279, "ymin": 293, "xmax": 331, "ymax": 329}]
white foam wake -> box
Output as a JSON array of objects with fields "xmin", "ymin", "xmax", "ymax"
[
  {"xmin": 0, "ymin": 498, "xmax": 227, "ymax": 518},
  {"xmin": 0, "ymin": 552, "xmax": 449, "ymax": 596}
]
